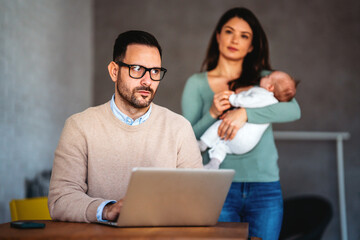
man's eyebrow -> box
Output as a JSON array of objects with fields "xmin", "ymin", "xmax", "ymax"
[{"xmin": 129, "ymin": 63, "xmax": 162, "ymax": 68}]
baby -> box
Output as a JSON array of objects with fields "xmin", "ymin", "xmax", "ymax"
[{"xmin": 200, "ymin": 71, "xmax": 298, "ymax": 169}]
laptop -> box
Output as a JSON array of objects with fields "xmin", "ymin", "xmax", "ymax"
[{"xmin": 103, "ymin": 167, "xmax": 234, "ymax": 227}]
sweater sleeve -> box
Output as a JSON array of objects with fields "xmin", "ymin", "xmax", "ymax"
[
  {"xmin": 176, "ymin": 119, "xmax": 204, "ymax": 168},
  {"xmin": 181, "ymin": 74, "xmax": 217, "ymax": 139},
  {"xmin": 246, "ymin": 98, "xmax": 301, "ymax": 124},
  {"xmin": 48, "ymin": 117, "xmax": 104, "ymax": 223}
]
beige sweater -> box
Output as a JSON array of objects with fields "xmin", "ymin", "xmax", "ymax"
[{"xmin": 48, "ymin": 102, "xmax": 203, "ymax": 222}]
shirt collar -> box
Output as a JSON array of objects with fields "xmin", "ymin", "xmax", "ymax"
[{"xmin": 110, "ymin": 94, "xmax": 152, "ymax": 126}]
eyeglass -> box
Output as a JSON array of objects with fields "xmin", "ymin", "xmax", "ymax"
[{"xmin": 116, "ymin": 61, "xmax": 167, "ymax": 81}]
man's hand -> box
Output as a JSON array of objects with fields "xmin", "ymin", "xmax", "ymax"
[{"xmin": 102, "ymin": 199, "xmax": 124, "ymax": 221}]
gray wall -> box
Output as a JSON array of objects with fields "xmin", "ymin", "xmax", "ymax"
[
  {"xmin": 0, "ymin": 0, "xmax": 93, "ymax": 222},
  {"xmin": 93, "ymin": 1, "xmax": 359, "ymax": 239}
]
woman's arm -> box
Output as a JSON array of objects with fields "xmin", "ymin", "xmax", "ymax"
[
  {"xmin": 218, "ymin": 98, "xmax": 301, "ymax": 140},
  {"xmin": 246, "ymin": 98, "xmax": 301, "ymax": 124}
]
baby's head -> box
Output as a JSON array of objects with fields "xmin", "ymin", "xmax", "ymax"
[{"xmin": 260, "ymin": 71, "xmax": 297, "ymax": 102}]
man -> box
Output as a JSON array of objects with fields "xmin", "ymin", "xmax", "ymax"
[{"xmin": 48, "ymin": 30, "xmax": 203, "ymax": 223}]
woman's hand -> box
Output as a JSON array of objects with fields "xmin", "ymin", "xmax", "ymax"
[
  {"xmin": 209, "ymin": 90, "xmax": 235, "ymax": 118},
  {"xmin": 218, "ymin": 108, "xmax": 248, "ymax": 140}
]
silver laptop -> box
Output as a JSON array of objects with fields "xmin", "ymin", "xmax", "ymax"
[{"xmin": 104, "ymin": 167, "xmax": 234, "ymax": 227}]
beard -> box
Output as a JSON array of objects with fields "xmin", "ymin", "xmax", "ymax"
[{"xmin": 116, "ymin": 77, "xmax": 156, "ymax": 108}]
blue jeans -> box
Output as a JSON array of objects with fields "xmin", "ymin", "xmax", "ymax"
[{"xmin": 218, "ymin": 181, "xmax": 283, "ymax": 240}]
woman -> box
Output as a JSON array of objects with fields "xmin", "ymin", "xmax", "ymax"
[{"xmin": 181, "ymin": 7, "xmax": 300, "ymax": 240}]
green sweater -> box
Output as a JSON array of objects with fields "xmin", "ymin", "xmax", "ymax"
[{"xmin": 181, "ymin": 72, "xmax": 301, "ymax": 182}]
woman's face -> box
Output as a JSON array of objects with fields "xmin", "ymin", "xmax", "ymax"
[{"xmin": 216, "ymin": 17, "xmax": 253, "ymax": 61}]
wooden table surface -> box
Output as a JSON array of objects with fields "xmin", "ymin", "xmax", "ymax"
[{"xmin": 0, "ymin": 220, "xmax": 253, "ymax": 239}]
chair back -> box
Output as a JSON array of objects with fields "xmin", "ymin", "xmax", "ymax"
[
  {"xmin": 279, "ymin": 195, "xmax": 332, "ymax": 240},
  {"xmin": 9, "ymin": 197, "xmax": 51, "ymax": 221}
]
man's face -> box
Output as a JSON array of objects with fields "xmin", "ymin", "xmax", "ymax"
[{"xmin": 116, "ymin": 44, "xmax": 161, "ymax": 109}]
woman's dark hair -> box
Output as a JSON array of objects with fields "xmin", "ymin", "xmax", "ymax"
[
  {"xmin": 113, "ymin": 30, "xmax": 162, "ymax": 62},
  {"xmin": 201, "ymin": 7, "xmax": 271, "ymax": 90}
]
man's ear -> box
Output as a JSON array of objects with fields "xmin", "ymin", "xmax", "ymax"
[{"xmin": 108, "ymin": 61, "xmax": 119, "ymax": 83}]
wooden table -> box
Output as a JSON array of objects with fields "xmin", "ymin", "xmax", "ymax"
[{"xmin": 0, "ymin": 220, "xmax": 256, "ymax": 239}]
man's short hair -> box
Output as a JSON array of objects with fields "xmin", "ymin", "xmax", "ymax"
[{"xmin": 113, "ymin": 30, "xmax": 162, "ymax": 62}]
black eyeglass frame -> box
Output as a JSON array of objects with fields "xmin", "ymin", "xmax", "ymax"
[{"xmin": 116, "ymin": 61, "xmax": 167, "ymax": 81}]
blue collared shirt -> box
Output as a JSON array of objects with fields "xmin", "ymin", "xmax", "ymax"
[
  {"xmin": 110, "ymin": 94, "xmax": 151, "ymax": 125},
  {"xmin": 96, "ymin": 95, "xmax": 152, "ymax": 222}
]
